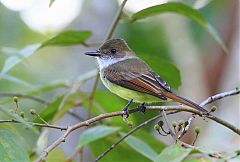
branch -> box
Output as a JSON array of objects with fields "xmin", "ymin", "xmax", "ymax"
[
  {"xmin": 95, "ymin": 88, "xmax": 240, "ymax": 160},
  {"xmin": 162, "ymin": 110, "xmax": 176, "ymax": 139},
  {"xmin": 87, "ymin": 0, "xmax": 128, "ymax": 118},
  {"xmin": 94, "ymin": 112, "xmax": 163, "ymax": 161},
  {"xmin": 179, "ymin": 88, "xmax": 240, "ymax": 138},
  {"xmin": 35, "ymin": 89, "xmax": 240, "ymax": 162},
  {"xmin": 105, "ymin": 0, "xmax": 128, "ymax": 40},
  {"xmin": 0, "ymin": 119, "xmax": 67, "ymax": 130},
  {"xmin": 35, "ymin": 111, "xmax": 124, "ymax": 162},
  {"xmin": 146, "ymin": 106, "xmax": 240, "ymax": 135},
  {"xmin": 200, "ymin": 88, "xmax": 240, "ymax": 106},
  {"xmin": 95, "ymin": 110, "xmax": 180, "ymax": 161}
]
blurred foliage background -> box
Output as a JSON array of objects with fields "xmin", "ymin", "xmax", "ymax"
[{"xmin": 0, "ymin": 0, "xmax": 239, "ymax": 162}]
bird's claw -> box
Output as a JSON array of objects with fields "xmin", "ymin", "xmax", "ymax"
[
  {"xmin": 138, "ymin": 103, "xmax": 146, "ymax": 113},
  {"xmin": 122, "ymin": 99, "xmax": 133, "ymax": 118}
]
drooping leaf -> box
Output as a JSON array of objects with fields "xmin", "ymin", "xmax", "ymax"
[
  {"xmin": 89, "ymin": 133, "xmax": 152, "ymax": 162},
  {"xmin": 82, "ymin": 89, "xmax": 128, "ymax": 128},
  {"xmin": 93, "ymin": 90, "xmax": 126, "ymax": 113},
  {"xmin": 49, "ymin": 0, "xmax": 55, "ymax": 7},
  {"xmin": 189, "ymin": 145, "xmax": 240, "ymax": 161},
  {"xmin": 34, "ymin": 129, "xmax": 49, "ymax": 155},
  {"xmin": 120, "ymin": 133, "xmax": 158, "ymax": 161},
  {"xmin": 0, "ymin": 129, "xmax": 30, "ymax": 162},
  {"xmin": 78, "ymin": 125, "xmax": 120, "ymax": 148},
  {"xmin": 46, "ymin": 148, "xmax": 67, "ymax": 162},
  {"xmin": 0, "ymin": 73, "xmax": 34, "ymax": 88},
  {"xmin": 52, "ymin": 92, "xmax": 86, "ymax": 123},
  {"xmin": 154, "ymin": 144, "xmax": 192, "ymax": 162},
  {"xmin": 133, "ymin": 130, "xmax": 166, "ymax": 153},
  {"xmin": 41, "ymin": 31, "xmax": 91, "ymax": 47},
  {"xmin": 0, "ymin": 46, "xmax": 19, "ymax": 55},
  {"xmin": 1, "ymin": 44, "xmax": 40, "ymax": 74},
  {"xmin": 34, "ymin": 96, "xmax": 64, "ymax": 123},
  {"xmin": 27, "ymin": 81, "xmax": 67, "ymax": 95},
  {"xmin": 130, "ymin": 2, "xmax": 228, "ymax": 54},
  {"xmin": 75, "ymin": 69, "xmax": 98, "ymax": 82}
]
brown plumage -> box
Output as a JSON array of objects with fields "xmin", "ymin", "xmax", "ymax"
[
  {"xmin": 103, "ymin": 58, "xmax": 207, "ymax": 112},
  {"xmin": 85, "ymin": 38, "xmax": 208, "ymax": 112}
]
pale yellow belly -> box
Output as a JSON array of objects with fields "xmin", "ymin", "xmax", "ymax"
[{"xmin": 100, "ymin": 74, "xmax": 164, "ymax": 103}]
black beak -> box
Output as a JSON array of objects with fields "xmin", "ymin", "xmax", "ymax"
[{"xmin": 84, "ymin": 50, "xmax": 101, "ymax": 57}]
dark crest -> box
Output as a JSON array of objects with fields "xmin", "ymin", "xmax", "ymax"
[{"xmin": 99, "ymin": 38, "xmax": 131, "ymax": 51}]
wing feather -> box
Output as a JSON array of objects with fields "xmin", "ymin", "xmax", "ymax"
[{"xmin": 103, "ymin": 58, "xmax": 171, "ymax": 100}]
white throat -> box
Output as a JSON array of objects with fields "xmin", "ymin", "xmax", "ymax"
[{"xmin": 97, "ymin": 56, "xmax": 134, "ymax": 70}]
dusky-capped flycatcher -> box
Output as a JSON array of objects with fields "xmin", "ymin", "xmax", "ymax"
[{"xmin": 85, "ymin": 38, "xmax": 208, "ymax": 113}]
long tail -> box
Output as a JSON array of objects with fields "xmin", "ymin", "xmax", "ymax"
[{"xmin": 163, "ymin": 91, "xmax": 208, "ymax": 112}]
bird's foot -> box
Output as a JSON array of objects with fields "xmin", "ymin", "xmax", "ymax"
[
  {"xmin": 122, "ymin": 99, "xmax": 133, "ymax": 118},
  {"xmin": 137, "ymin": 102, "xmax": 146, "ymax": 113}
]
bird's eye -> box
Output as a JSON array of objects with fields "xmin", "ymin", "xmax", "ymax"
[{"xmin": 110, "ymin": 49, "xmax": 117, "ymax": 54}]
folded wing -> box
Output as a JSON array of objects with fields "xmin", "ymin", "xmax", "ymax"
[{"xmin": 103, "ymin": 58, "xmax": 171, "ymax": 100}]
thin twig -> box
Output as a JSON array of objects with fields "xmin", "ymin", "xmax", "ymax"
[
  {"xmin": 162, "ymin": 110, "xmax": 176, "ymax": 139},
  {"xmin": 87, "ymin": 0, "xmax": 128, "ymax": 118},
  {"xmin": 34, "ymin": 113, "xmax": 49, "ymax": 126},
  {"xmin": 95, "ymin": 110, "xmax": 179, "ymax": 161},
  {"xmin": 179, "ymin": 88, "xmax": 240, "ymax": 138},
  {"xmin": 95, "ymin": 112, "xmax": 163, "ymax": 162},
  {"xmin": 0, "ymin": 119, "xmax": 67, "ymax": 130},
  {"xmin": 95, "ymin": 88, "xmax": 240, "ymax": 160},
  {"xmin": 192, "ymin": 133, "xmax": 199, "ymax": 146},
  {"xmin": 200, "ymin": 88, "xmax": 240, "ymax": 106},
  {"xmin": 36, "ymin": 106, "xmax": 239, "ymax": 162},
  {"xmin": 105, "ymin": 0, "xmax": 127, "ymax": 40},
  {"xmin": 0, "ymin": 92, "xmax": 50, "ymax": 105},
  {"xmin": 35, "ymin": 89, "xmax": 240, "ymax": 162},
  {"xmin": 146, "ymin": 106, "xmax": 240, "ymax": 135},
  {"xmin": 35, "ymin": 111, "xmax": 125, "ymax": 162},
  {"xmin": 178, "ymin": 115, "xmax": 195, "ymax": 139}
]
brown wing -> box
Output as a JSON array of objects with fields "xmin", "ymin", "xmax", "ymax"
[{"xmin": 103, "ymin": 58, "xmax": 171, "ymax": 100}]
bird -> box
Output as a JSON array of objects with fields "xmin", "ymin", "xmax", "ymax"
[{"xmin": 84, "ymin": 38, "xmax": 208, "ymax": 114}]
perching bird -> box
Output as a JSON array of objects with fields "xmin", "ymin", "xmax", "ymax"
[{"xmin": 85, "ymin": 38, "xmax": 208, "ymax": 113}]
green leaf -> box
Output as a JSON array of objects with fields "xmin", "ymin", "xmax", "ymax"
[
  {"xmin": 1, "ymin": 44, "xmax": 40, "ymax": 74},
  {"xmin": 0, "ymin": 73, "xmax": 34, "ymax": 88},
  {"xmin": 0, "ymin": 105, "xmax": 34, "ymax": 130},
  {"xmin": 120, "ymin": 133, "xmax": 158, "ymax": 161},
  {"xmin": 46, "ymin": 148, "xmax": 67, "ymax": 162},
  {"xmin": 130, "ymin": 2, "xmax": 228, "ymax": 54},
  {"xmin": 120, "ymin": 23, "xmax": 181, "ymax": 89},
  {"xmin": 0, "ymin": 129, "xmax": 30, "ymax": 162},
  {"xmin": 189, "ymin": 145, "xmax": 239, "ymax": 161},
  {"xmin": 93, "ymin": 90, "xmax": 126, "ymax": 113},
  {"xmin": 154, "ymin": 144, "xmax": 192, "ymax": 162},
  {"xmin": 27, "ymin": 81, "xmax": 67, "ymax": 95},
  {"xmin": 41, "ymin": 31, "xmax": 92, "ymax": 47},
  {"xmin": 0, "ymin": 46, "xmax": 19, "ymax": 55},
  {"xmin": 82, "ymin": 90, "xmax": 127, "ymax": 127},
  {"xmin": 34, "ymin": 96, "xmax": 64, "ymax": 123},
  {"xmin": 133, "ymin": 130, "xmax": 166, "ymax": 153},
  {"xmin": 49, "ymin": 0, "xmax": 55, "ymax": 7},
  {"xmin": 140, "ymin": 55, "xmax": 181, "ymax": 89},
  {"xmin": 89, "ymin": 133, "xmax": 152, "ymax": 162},
  {"xmin": 78, "ymin": 125, "xmax": 120, "ymax": 148}
]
